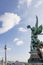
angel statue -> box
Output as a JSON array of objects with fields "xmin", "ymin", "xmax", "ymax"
[{"xmin": 27, "ymin": 16, "xmax": 43, "ymax": 61}]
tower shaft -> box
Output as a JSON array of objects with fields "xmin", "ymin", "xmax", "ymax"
[{"xmin": 4, "ymin": 45, "xmax": 7, "ymax": 65}]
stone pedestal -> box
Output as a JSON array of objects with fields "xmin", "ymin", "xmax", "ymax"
[
  {"xmin": 26, "ymin": 51, "xmax": 43, "ymax": 65},
  {"xmin": 25, "ymin": 63, "xmax": 43, "ymax": 65}
]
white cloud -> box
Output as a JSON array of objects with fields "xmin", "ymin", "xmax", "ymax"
[
  {"xmin": 7, "ymin": 47, "xmax": 11, "ymax": 51},
  {"xmin": 26, "ymin": 0, "xmax": 32, "ymax": 8},
  {"xmin": 18, "ymin": 0, "xmax": 32, "ymax": 9},
  {"xmin": 18, "ymin": 0, "xmax": 24, "ymax": 9},
  {"xmin": 0, "ymin": 12, "xmax": 21, "ymax": 34},
  {"xmin": 16, "ymin": 40, "xmax": 24, "ymax": 46},
  {"xmin": 0, "ymin": 47, "xmax": 11, "ymax": 53},
  {"xmin": 34, "ymin": 0, "xmax": 43, "ymax": 8},
  {"xmin": 18, "ymin": 27, "xmax": 27, "ymax": 32},
  {"xmin": 13, "ymin": 38, "xmax": 19, "ymax": 42},
  {"xmin": 13, "ymin": 38, "xmax": 24, "ymax": 46}
]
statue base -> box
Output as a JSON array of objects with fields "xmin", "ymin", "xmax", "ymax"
[{"xmin": 26, "ymin": 51, "xmax": 43, "ymax": 65}]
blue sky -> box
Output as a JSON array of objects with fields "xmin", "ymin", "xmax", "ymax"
[{"xmin": 0, "ymin": 0, "xmax": 43, "ymax": 62}]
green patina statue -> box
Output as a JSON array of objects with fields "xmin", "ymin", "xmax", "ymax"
[{"xmin": 27, "ymin": 16, "xmax": 43, "ymax": 51}]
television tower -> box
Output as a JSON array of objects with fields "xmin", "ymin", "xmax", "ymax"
[{"xmin": 4, "ymin": 45, "xmax": 7, "ymax": 65}]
